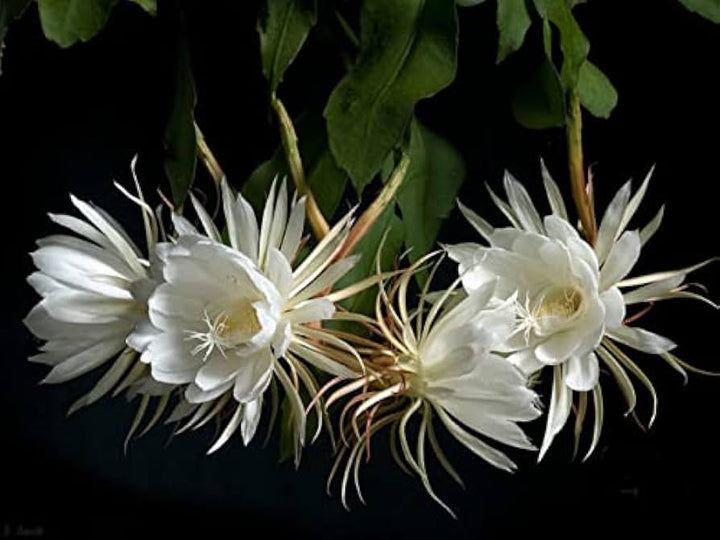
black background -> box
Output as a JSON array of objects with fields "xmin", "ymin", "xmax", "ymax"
[{"xmin": 2, "ymin": 1, "xmax": 719, "ymax": 538}]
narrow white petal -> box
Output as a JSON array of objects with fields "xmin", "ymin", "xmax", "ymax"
[
  {"xmin": 42, "ymin": 290, "xmax": 138, "ymax": 324},
  {"xmin": 41, "ymin": 338, "xmax": 126, "ymax": 384},
  {"xmin": 70, "ymin": 195, "xmax": 145, "ymax": 276},
  {"xmin": 457, "ymin": 200, "xmax": 493, "ymax": 242},
  {"xmin": 285, "ymin": 298, "xmax": 335, "ymax": 324},
  {"xmin": 47, "ymin": 212, "xmax": 113, "ymax": 250},
  {"xmin": 607, "ymin": 325, "xmax": 676, "ymax": 354},
  {"xmin": 538, "ymin": 365, "xmax": 572, "ymax": 460},
  {"xmin": 171, "ymin": 214, "xmax": 199, "ymax": 236},
  {"xmin": 434, "ymin": 405, "xmax": 517, "ymax": 472},
  {"xmin": 540, "ymin": 159, "xmax": 568, "ymax": 220},
  {"xmin": 600, "ymin": 230, "xmax": 641, "ymax": 290},
  {"xmin": 618, "ymin": 165, "xmax": 654, "ymax": 235},
  {"xmin": 290, "ymin": 255, "xmax": 360, "ymax": 306},
  {"xmin": 185, "ymin": 380, "xmax": 234, "ymax": 403},
  {"xmin": 503, "ymin": 171, "xmax": 544, "ymax": 233},
  {"xmin": 280, "ymin": 196, "xmax": 306, "ymax": 262},
  {"xmin": 241, "ymin": 395, "xmax": 263, "ymax": 445},
  {"xmin": 189, "ymin": 193, "xmax": 221, "ymax": 241},
  {"xmin": 267, "ymin": 248, "xmax": 294, "ymax": 299},
  {"xmin": 595, "ymin": 180, "xmax": 631, "ymax": 264}
]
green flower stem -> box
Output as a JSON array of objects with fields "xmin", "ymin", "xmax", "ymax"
[
  {"xmin": 270, "ymin": 93, "xmax": 330, "ymax": 240},
  {"xmin": 335, "ymin": 152, "xmax": 411, "ymax": 262},
  {"xmin": 194, "ymin": 123, "xmax": 224, "ymax": 183},
  {"xmin": 566, "ymin": 91, "xmax": 597, "ymax": 245}
]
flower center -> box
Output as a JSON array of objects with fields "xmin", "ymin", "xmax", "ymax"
[
  {"xmin": 514, "ymin": 285, "xmax": 584, "ymax": 342},
  {"xmin": 185, "ymin": 300, "xmax": 261, "ymax": 361}
]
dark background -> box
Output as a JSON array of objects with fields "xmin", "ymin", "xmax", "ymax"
[{"xmin": 2, "ymin": 1, "xmax": 719, "ymax": 538}]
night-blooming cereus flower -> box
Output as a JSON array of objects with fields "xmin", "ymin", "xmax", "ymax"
[
  {"xmin": 24, "ymin": 165, "xmax": 162, "ymax": 415},
  {"xmin": 326, "ymin": 254, "xmax": 540, "ymax": 516},
  {"xmin": 143, "ymin": 178, "xmax": 364, "ymax": 457},
  {"xmin": 449, "ymin": 162, "xmax": 717, "ymax": 459}
]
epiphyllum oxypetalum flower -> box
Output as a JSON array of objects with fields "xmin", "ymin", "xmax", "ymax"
[
  {"xmin": 326, "ymin": 254, "xmax": 540, "ymax": 516},
  {"xmin": 449, "ymin": 163, "xmax": 717, "ymax": 458},
  {"xmin": 24, "ymin": 163, "xmax": 161, "ymax": 413},
  {"xmin": 144, "ymin": 178, "xmax": 363, "ymax": 456}
]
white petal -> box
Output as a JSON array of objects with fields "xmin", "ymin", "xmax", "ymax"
[
  {"xmin": 535, "ymin": 331, "xmax": 582, "ymax": 365},
  {"xmin": 503, "ymin": 171, "xmax": 544, "ymax": 233},
  {"xmin": 185, "ymin": 380, "xmax": 234, "ymax": 403},
  {"xmin": 564, "ymin": 352, "xmax": 599, "ymax": 391},
  {"xmin": 146, "ymin": 332, "xmax": 202, "ymax": 383},
  {"xmin": 189, "ymin": 193, "xmax": 221, "ymax": 241},
  {"xmin": 538, "ymin": 365, "xmax": 573, "ymax": 460},
  {"xmin": 285, "ymin": 298, "xmax": 335, "ymax": 325},
  {"xmin": 41, "ymin": 338, "xmax": 126, "ymax": 384},
  {"xmin": 47, "ymin": 212, "xmax": 113, "ymax": 250},
  {"xmin": 267, "ymin": 178, "xmax": 288, "ymax": 254},
  {"xmin": 607, "ymin": 325, "xmax": 676, "ymax": 354},
  {"xmin": 441, "ymin": 397, "xmax": 536, "ymax": 450},
  {"xmin": 232, "ymin": 348, "xmax": 273, "ymax": 403},
  {"xmin": 41, "ymin": 290, "xmax": 138, "ymax": 324},
  {"xmin": 600, "ymin": 230, "xmax": 641, "ymax": 290},
  {"xmin": 70, "ymin": 195, "xmax": 145, "ymax": 276},
  {"xmin": 457, "ymin": 200, "xmax": 493, "ymax": 242},
  {"xmin": 241, "ymin": 395, "xmax": 263, "ymax": 445},
  {"xmin": 222, "ymin": 179, "xmax": 259, "ymax": 261},
  {"xmin": 195, "ymin": 355, "xmax": 242, "ymax": 391},
  {"xmin": 600, "ymin": 287, "xmax": 625, "ymax": 330},
  {"xmin": 595, "ymin": 180, "xmax": 631, "ymax": 264},
  {"xmin": 267, "ymin": 248, "xmax": 294, "ymax": 299},
  {"xmin": 280, "ymin": 196, "xmax": 306, "ymax": 262},
  {"xmin": 171, "ymin": 214, "xmax": 199, "ymax": 236},
  {"xmin": 506, "ymin": 349, "xmax": 544, "ymax": 376},
  {"xmin": 126, "ymin": 318, "xmax": 160, "ymax": 353},
  {"xmin": 540, "ymin": 159, "xmax": 568, "ymax": 220}
]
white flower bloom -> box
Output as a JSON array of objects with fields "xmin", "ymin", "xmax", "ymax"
[
  {"xmin": 143, "ymin": 178, "xmax": 362, "ymax": 454},
  {"xmin": 329, "ymin": 256, "xmax": 540, "ymax": 515},
  {"xmin": 450, "ymin": 162, "xmax": 717, "ymax": 458},
  {"xmin": 24, "ymin": 173, "xmax": 160, "ymax": 412}
]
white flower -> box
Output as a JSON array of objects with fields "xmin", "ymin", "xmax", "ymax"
[
  {"xmin": 143, "ymin": 178, "xmax": 362, "ymax": 454},
  {"xmin": 450, "ymin": 162, "xmax": 717, "ymax": 458},
  {"xmin": 329, "ymin": 256, "xmax": 540, "ymax": 515},
  {"xmin": 24, "ymin": 176, "xmax": 159, "ymax": 412}
]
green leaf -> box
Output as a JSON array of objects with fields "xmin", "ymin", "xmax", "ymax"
[
  {"xmin": 258, "ymin": 0, "xmax": 317, "ymax": 93},
  {"xmin": 677, "ymin": 0, "xmax": 720, "ymax": 23},
  {"xmin": 325, "ymin": 0, "xmax": 458, "ymax": 194},
  {"xmin": 496, "ymin": 0, "xmax": 531, "ymax": 63},
  {"xmin": 533, "ymin": 0, "xmax": 589, "ymax": 90},
  {"xmin": 129, "ymin": 0, "xmax": 156, "ymax": 15},
  {"xmin": 512, "ymin": 58, "xmax": 565, "ymax": 129},
  {"xmin": 37, "ymin": 0, "xmax": 118, "ymax": 48},
  {"xmin": 578, "ymin": 61, "xmax": 618, "ymax": 118},
  {"xmin": 397, "ymin": 120, "xmax": 465, "ymax": 271},
  {"xmin": 163, "ymin": 35, "xmax": 197, "ymax": 208},
  {"xmin": 244, "ymin": 114, "xmax": 347, "ymax": 219},
  {"xmin": 335, "ymin": 204, "xmax": 405, "ymax": 318}
]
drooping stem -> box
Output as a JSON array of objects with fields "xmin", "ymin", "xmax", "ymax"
[
  {"xmin": 335, "ymin": 152, "xmax": 411, "ymax": 262},
  {"xmin": 566, "ymin": 91, "xmax": 597, "ymax": 245},
  {"xmin": 194, "ymin": 123, "xmax": 224, "ymax": 183},
  {"xmin": 270, "ymin": 94, "xmax": 330, "ymax": 240}
]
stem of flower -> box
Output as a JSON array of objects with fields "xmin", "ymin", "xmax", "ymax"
[
  {"xmin": 335, "ymin": 152, "xmax": 411, "ymax": 261},
  {"xmin": 194, "ymin": 123, "xmax": 224, "ymax": 183},
  {"xmin": 270, "ymin": 94, "xmax": 330, "ymax": 240},
  {"xmin": 566, "ymin": 91, "xmax": 597, "ymax": 245}
]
